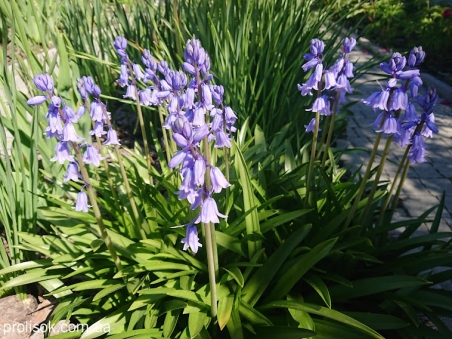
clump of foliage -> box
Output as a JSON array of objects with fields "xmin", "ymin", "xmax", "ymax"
[{"xmin": 1, "ymin": 1, "xmax": 452, "ymax": 339}]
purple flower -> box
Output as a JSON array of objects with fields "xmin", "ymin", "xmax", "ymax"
[
  {"xmin": 343, "ymin": 37, "xmax": 356, "ymax": 54},
  {"xmin": 194, "ymin": 158, "xmax": 206, "ymax": 186},
  {"xmin": 197, "ymin": 197, "xmax": 227, "ymax": 224},
  {"xmin": 376, "ymin": 113, "xmax": 401, "ymax": 135},
  {"xmin": 390, "ymin": 88, "xmax": 408, "ymax": 111},
  {"xmin": 45, "ymin": 110, "xmax": 63, "ymax": 139},
  {"xmin": 395, "ymin": 128, "xmax": 412, "ymax": 147},
  {"xmin": 77, "ymin": 78, "xmax": 88, "ymax": 100},
  {"xmin": 90, "ymin": 101, "xmax": 104, "ymax": 122},
  {"xmin": 418, "ymin": 86, "xmax": 438, "ymax": 114},
  {"xmin": 344, "ymin": 61, "xmax": 354, "ymax": 78},
  {"xmin": 90, "ymin": 121, "xmax": 106, "ymax": 137},
  {"xmin": 421, "ymin": 112, "xmax": 438, "ymax": 137},
  {"xmin": 103, "ymin": 128, "xmax": 120, "ymax": 145},
  {"xmin": 380, "ymin": 53, "xmax": 406, "ymax": 74},
  {"xmin": 307, "ymin": 96, "xmax": 330, "ymax": 115},
  {"xmin": 132, "ymin": 63, "xmax": 144, "ymax": 81},
  {"xmin": 124, "ymin": 83, "xmax": 137, "ymax": 100},
  {"xmin": 214, "ymin": 130, "xmax": 231, "ymax": 148},
  {"xmin": 402, "ymin": 103, "xmax": 418, "ymax": 122},
  {"xmin": 83, "ymin": 145, "xmax": 104, "ymax": 167},
  {"xmin": 27, "ymin": 95, "xmax": 48, "ymax": 106},
  {"xmin": 64, "ymin": 162, "xmax": 81, "ymax": 182},
  {"xmin": 63, "ymin": 122, "xmax": 83, "ymax": 142},
  {"xmin": 408, "ymin": 133, "xmax": 426, "ymax": 164},
  {"xmin": 75, "ymin": 190, "xmax": 90, "ymax": 212},
  {"xmin": 51, "ymin": 142, "xmax": 74, "ymax": 164},
  {"xmin": 210, "ymin": 166, "xmax": 230, "ymax": 193},
  {"xmin": 298, "ymin": 63, "xmax": 323, "ymax": 96},
  {"xmin": 184, "ymin": 38, "xmax": 207, "ymax": 68},
  {"xmin": 33, "ymin": 74, "xmax": 54, "ymax": 93},
  {"xmin": 304, "ymin": 118, "xmax": 321, "ymax": 133},
  {"xmin": 363, "ymin": 89, "xmax": 390, "ymax": 111},
  {"xmin": 408, "ymin": 46, "xmax": 426, "ymax": 68},
  {"xmin": 324, "ymin": 71, "xmax": 337, "ymax": 90},
  {"xmin": 181, "ymin": 225, "xmax": 202, "ymax": 253},
  {"xmin": 118, "ymin": 64, "xmax": 129, "ymax": 87},
  {"xmin": 336, "ymin": 74, "xmax": 353, "ymax": 94},
  {"xmin": 63, "ymin": 106, "xmax": 79, "ymax": 124}
]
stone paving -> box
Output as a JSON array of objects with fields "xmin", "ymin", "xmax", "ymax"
[{"xmin": 338, "ymin": 40, "xmax": 452, "ymax": 233}]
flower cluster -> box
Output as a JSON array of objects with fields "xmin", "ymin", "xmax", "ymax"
[
  {"xmin": 113, "ymin": 37, "xmax": 236, "ymax": 253},
  {"xmin": 27, "ymin": 74, "xmax": 120, "ymax": 211},
  {"xmin": 298, "ymin": 37, "xmax": 356, "ymax": 132},
  {"xmin": 362, "ymin": 46, "xmax": 438, "ymax": 163}
]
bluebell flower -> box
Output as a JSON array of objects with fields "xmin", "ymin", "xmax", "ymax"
[
  {"xmin": 75, "ymin": 190, "xmax": 91, "ymax": 212},
  {"xmin": 376, "ymin": 113, "xmax": 401, "ymax": 135},
  {"xmin": 304, "ymin": 118, "xmax": 321, "ymax": 133},
  {"xmin": 418, "ymin": 86, "xmax": 438, "ymax": 114},
  {"xmin": 343, "ymin": 37, "xmax": 356, "ymax": 53},
  {"xmin": 27, "ymin": 95, "xmax": 48, "ymax": 106},
  {"xmin": 408, "ymin": 133, "xmax": 426, "ymax": 164},
  {"xmin": 421, "ymin": 113, "xmax": 437, "ymax": 138},
  {"xmin": 307, "ymin": 96, "xmax": 330, "ymax": 115},
  {"xmin": 63, "ymin": 122, "xmax": 83, "ymax": 143},
  {"xmin": 210, "ymin": 166, "xmax": 230, "ymax": 193},
  {"xmin": 90, "ymin": 121, "xmax": 106, "ymax": 137},
  {"xmin": 51, "ymin": 142, "xmax": 74, "ymax": 164},
  {"xmin": 390, "ymin": 87, "xmax": 408, "ymax": 111},
  {"xmin": 64, "ymin": 162, "xmax": 81, "ymax": 182},
  {"xmin": 83, "ymin": 145, "xmax": 104, "ymax": 167},
  {"xmin": 363, "ymin": 89, "xmax": 390, "ymax": 111},
  {"xmin": 197, "ymin": 196, "xmax": 227, "ymax": 224},
  {"xmin": 181, "ymin": 225, "xmax": 202, "ymax": 253},
  {"xmin": 103, "ymin": 128, "xmax": 121, "ymax": 145},
  {"xmin": 408, "ymin": 46, "xmax": 426, "ymax": 68},
  {"xmin": 33, "ymin": 73, "xmax": 54, "ymax": 93}
]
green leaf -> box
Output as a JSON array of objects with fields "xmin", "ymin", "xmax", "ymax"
[
  {"xmin": 343, "ymin": 312, "xmax": 410, "ymax": 330},
  {"xmin": 223, "ymin": 266, "xmax": 244, "ymax": 287},
  {"xmin": 218, "ymin": 294, "xmax": 234, "ymax": 330},
  {"xmin": 250, "ymin": 326, "xmax": 315, "ymax": 339},
  {"xmin": 330, "ymin": 275, "xmax": 430, "ymax": 301},
  {"xmin": 189, "ymin": 310, "xmax": 207, "ymax": 338},
  {"xmin": 163, "ymin": 309, "xmax": 180, "ymax": 338},
  {"xmin": 261, "ymin": 300, "xmax": 384, "ymax": 339},
  {"xmin": 242, "ymin": 224, "xmax": 311, "ymax": 307},
  {"xmin": 234, "ymin": 142, "xmax": 262, "ymax": 258},
  {"xmin": 216, "ymin": 231, "xmax": 246, "ymax": 257},
  {"xmin": 265, "ymin": 238, "xmax": 337, "ymax": 302},
  {"xmin": 56, "ymin": 32, "xmax": 72, "ymax": 92},
  {"xmin": 304, "ymin": 275, "xmax": 331, "ymax": 308},
  {"xmin": 80, "ymin": 304, "xmax": 130, "ymax": 339},
  {"xmin": 239, "ymin": 301, "xmax": 273, "ymax": 326}
]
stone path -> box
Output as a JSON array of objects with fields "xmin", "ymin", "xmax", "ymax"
[{"xmin": 339, "ymin": 39, "xmax": 452, "ymax": 232}]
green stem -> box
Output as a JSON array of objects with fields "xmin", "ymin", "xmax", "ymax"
[
  {"xmin": 305, "ymin": 111, "xmax": 320, "ymax": 208},
  {"xmin": 158, "ymin": 105, "xmax": 172, "ymax": 164},
  {"xmin": 321, "ymin": 92, "xmax": 340, "ymax": 167},
  {"xmin": 127, "ymin": 62, "xmax": 152, "ymax": 180},
  {"xmin": 100, "ymin": 103, "xmax": 148, "ymax": 239},
  {"xmin": 113, "ymin": 144, "xmax": 149, "ymax": 239},
  {"xmin": 204, "ymin": 221, "xmax": 218, "ymax": 319},
  {"xmin": 85, "ymin": 99, "xmax": 122, "ymax": 222},
  {"xmin": 389, "ymin": 157, "xmax": 411, "ymax": 222},
  {"xmin": 361, "ymin": 134, "xmax": 394, "ymax": 226},
  {"xmin": 377, "ymin": 145, "xmax": 410, "ymax": 228},
  {"xmin": 317, "ymin": 115, "xmax": 330, "ymax": 160},
  {"xmin": 72, "ymin": 143, "xmax": 122, "ymax": 272},
  {"xmin": 344, "ymin": 131, "xmax": 383, "ymax": 228}
]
